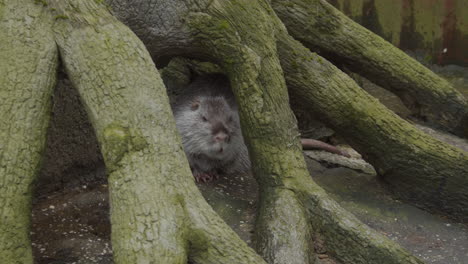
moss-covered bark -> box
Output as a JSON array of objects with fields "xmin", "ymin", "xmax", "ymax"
[
  {"xmin": 296, "ymin": 183, "xmax": 424, "ymax": 264},
  {"xmin": 180, "ymin": 2, "xmax": 317, "ymax": 262},
  {"xmin": 159, "ymin": 55, "xmax": 426, "ymax": 264},
  {"xmin": 2, "ymin": 0, "xmax": 465, "ymax": 263},
  {"xmin": 255, "ymin": 188, "xmax": 315, "ymax": 264},
  {"xmin": 48, "ymin": 1, "xmax": 265, "ymax": 263},
  {"xmin": 271, "ymin": 0, "xmax": 468, "ymax": 137},
  {"xmin": 277, "ymin": 33, "xmax": 468, "ymax": 222},
  {"xmin": 138, "ymin": 1, "xmax": 425, "ymax": 263},
  {"xmin": 0, "ymin": 1, "xmax": 58, "ymax": 263}
]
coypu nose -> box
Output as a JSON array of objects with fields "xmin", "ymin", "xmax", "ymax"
[{"xmin": 214, "ymin": 132, "xmax": 229, "ymax": 142}]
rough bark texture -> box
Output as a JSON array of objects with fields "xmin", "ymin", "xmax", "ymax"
[
  {"xmin": 181, "ymin": 2, "xmax": 316, "ymax": 263},
  {"xmin": 48, "ymin": 1, "xmax": 265, "ymax": 263},
  {"xmin": 295, "ymin": 178, "xmax": 424, "ymax": 264},
  {"xmin": 160, "ymin": 56, "xmax": 425, "ymax": 264},
  {"xmin": 0, "ymin": 1, "xmax": 58, "ymax": 263},
  {"xmin": 272, "ymin": 0, "xmax": 468, "ymax": 137},
  {"xmin": 255, "ymin": 188, "xmax": 316, "ymax": 263},
  {"xmin": 108, "ymin": 1, "xmax": 315, "ymax": 262},
  {"xmin": 105, "ymin": 0, "xmax": 439, "ymax": 262},
  {"xmin": 2, "ymin": 0, "xmax": 465, "ymax": 263},
  {"xmin": 277, "ymin": 33, "xmax": 468, "ymax": 222}
]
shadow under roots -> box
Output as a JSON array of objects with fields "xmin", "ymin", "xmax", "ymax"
[{"xmin": 31, "ymin": 70, "xmax": 111, "ymax": 264}]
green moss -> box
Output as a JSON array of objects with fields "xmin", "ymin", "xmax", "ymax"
[
  {"xmin": 218, "ymin": 20, "xmax": 230, "ymax": 30},
  {"xmin": 69, "ymin": 2, "xmax": 81, "ymax": 13},
  {"xmin": 34, "ymin": 0, "xmax": 47, "ymax": 6},
  {"xmin": 291, "ymin": 60, "xmax": 299, "ymax": 70},
  {"xmin": 314, "ymin": 6, "xmax": 341, "ymax": 35},
  {"xmin": 224, "ymin": 57, "xmax": 236, "ymax": 66},
  {"xmin": 103, "ymin": 124, "xmax": 130, "ymax": 170},
  {"xmin": 189, "ymin": 229, "xmax": 210, "ymax": 252},
  {"xmin": 281, "ymin": 1, "xmax": 295, "ymax": 8},
  {"xmin": 131, "ymin": 134, "xmax": 148, "ymax": 152},
  {"xmin": 54, "ymin": 15, "xmax": 69, "ymax": 20},
  {"xmin": 101, "ymin": 124, "xmax": 149, "ymax": 171},
  {"xmin": 190, "ymin": 61, "xmax": 222, "ymax": 75}
]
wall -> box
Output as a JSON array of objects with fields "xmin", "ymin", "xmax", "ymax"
[{"xmin": 328, "ymin": 0, "xmax": 468, "ymax": 66}]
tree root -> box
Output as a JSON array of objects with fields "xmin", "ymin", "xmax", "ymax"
[
  {"xmin": 277, "ymin": 32, "xmax": 468, "ymax": 222},
  {"xmin": 0, "ymin": 1, "xmax": 58, "ymax": 263},
  {"xmin": 2, "ymin": 0, "xmax": 466, "ymax": 263},
  {"xmin": 272, "ymin": 0, "xmax": 468, "ymax": 137}
]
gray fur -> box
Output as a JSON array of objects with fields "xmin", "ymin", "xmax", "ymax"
[{"xmin": 172, "ymin": 74, "xmax": 250, "ymax": 178}]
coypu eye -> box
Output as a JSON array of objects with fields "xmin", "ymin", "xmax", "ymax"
[
  {"xmin": 191, "ymin": 100, "xmax": 200, "ymax": 111},
  {"xmin": 202, "ymin": 116, "xmax": 208, "ymax": 122}
]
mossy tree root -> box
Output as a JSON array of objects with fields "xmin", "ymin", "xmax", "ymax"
[
  {"xmin": 48, "ymin": 1, "xmax": 265, "ymax": 263},
  {"xmin": 2, "ymin": 0, "xmax": 464, "ymax": 263},
  {"xmin": 277, "ymin": 33, "xmax": 468, "ymax": 222},
  {"xmin": 181, "ymin": 1, "xmax": 426, "ymax": 263},
  {"xmin": 104, "ymin": 0, "xmax": 438, "ymax": 262},
  {"xmin": 183, "ymin": 3, "xmax": 315, "ymax": 263},
  {"xmin": 0, "ymin": 1, "xmax": 58, "ymax": 263},
  {"xmin": 296, "ymin": 182, "xmax": 424, "ymax": 264},
  {"xmin": 161, "ymin": 54, "xmax": 428, "ymax": 264},
  {"xmin": 271, "ymin": 0, "xmax": 468, "ymax": 137}
]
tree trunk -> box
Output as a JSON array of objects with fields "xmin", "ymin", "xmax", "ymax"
[
  {"xmin": 0, "ymin": 1, "xmax": 58, "ymax": 263},
  {"xmin": 271, "ymin": 0, "xmax": 468, "ymax": 137}
]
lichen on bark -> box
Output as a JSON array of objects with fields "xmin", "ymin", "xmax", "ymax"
[{"xmin": 1, "ymin": 0, "xmax": 466, "ymax": 263}]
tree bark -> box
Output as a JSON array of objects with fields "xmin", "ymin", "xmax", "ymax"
[
  {"xmin": 277, "ymin": 33, "xmax": 468, "ymax": 222},
  {"xmin": 114, "ymin": 0, "xmax": 425, "ymax": 263},
  {"xmin": 271, "ymin": 0, "xmax": 468, "ymax": 137},
  {"xmin": 48, "ymin": 1, "xmax": 265, "ymax": 263},
  {"xmin": 0, "ymin": 1, "xmax": 58, "ymax": 263},
  {"xmin": 160, "ymin": 56, "xmax": 425, "ymax": 264},
  {"xmin": 166, "ymin": 2, "xmax": 316, "ymax": 263},
  {"xmin": 152, "ymin": 0, "xmax": 468, "ymax": 221},
  {"xmin": 1, "ymin": 0, "xmax": 465, "ymax": 263},
  {"xmin": 104, "ymin": 0, "xmax": 460, "ymax": 261}
]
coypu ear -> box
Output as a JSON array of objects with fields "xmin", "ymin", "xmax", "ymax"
[{"xmin": 191, "ymin": 99, "xmax": 200, "ymax": 111}]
